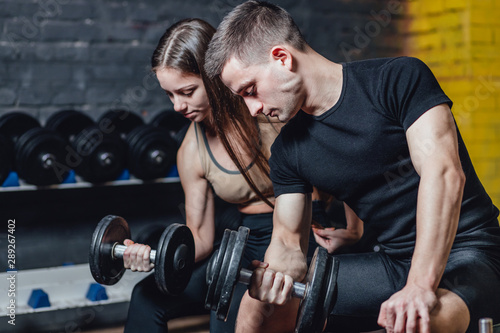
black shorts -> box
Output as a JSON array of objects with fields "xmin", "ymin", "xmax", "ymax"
[{"xmin": 325, "ymin": 246, "xmax": 500, "ymax": 333}]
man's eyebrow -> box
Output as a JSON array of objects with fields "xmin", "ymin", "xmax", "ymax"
[{"xmin": 235, "ymin": 80, "xmax": 253, "ymax": 94}]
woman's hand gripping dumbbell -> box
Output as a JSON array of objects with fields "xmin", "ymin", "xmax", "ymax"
[{"xmin": 89, "ymin": 215, "xmax": 195, "ymax": 295}]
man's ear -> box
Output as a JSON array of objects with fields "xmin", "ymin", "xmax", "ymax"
[{"xmin": 270, "ymin": 46, "xmax": 293, "ymax": 70}]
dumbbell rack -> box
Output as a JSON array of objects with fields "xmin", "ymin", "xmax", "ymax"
[
  {"xmin": 0, "ymin": 166, "xmax": 180, "ymax": 192},
  {"xmin": 0, "ymin": 172, "xmax": 187, "ymax": 332}
]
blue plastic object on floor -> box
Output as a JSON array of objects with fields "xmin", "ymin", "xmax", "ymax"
[
  {"xmin": 86, "ymin": 283, "xmax": 108, "ymax": 301},
  {"xmin": 28, "ymin": 289, "xmax": 51, "ymax": 309},
  {"xmin": 61, "ymin": 170, "xmax": 76, "ymax": 184},
  {"xmin": 2, "ymin": 172, "xmax": 19, "ymax": 187},
  {"xmin": 116, "ymin": 169, "xmax": 130, "ymax": 181},
  {"xmin": 166, "ymin": 165, "xmax": 178, "ymax": 178}
]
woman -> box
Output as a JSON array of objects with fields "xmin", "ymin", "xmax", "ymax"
[{"xmin": 122, "ymin": 18, "xmax": 284, "ymax": 333}]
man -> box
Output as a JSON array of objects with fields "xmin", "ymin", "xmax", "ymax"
[{"xmin": 204, "ymin": 1, "xmax": 500, "ymax": 332}]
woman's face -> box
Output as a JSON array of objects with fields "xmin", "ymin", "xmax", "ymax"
[{"xmin": 156, "ymin": 67, "xmax": 211, "ymax": 123}]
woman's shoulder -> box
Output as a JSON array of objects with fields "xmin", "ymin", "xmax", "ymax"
[
  {"xmin": 177, "ymin": 122, "xmax": 202, "ymax": 168},
  {"xmin": 177, "ymin": 123, "xmax": 208, "ymax": 185}
]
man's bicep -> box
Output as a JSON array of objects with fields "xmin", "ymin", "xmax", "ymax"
[{"xmin": 405, "ymin": 103, "xmax": 462, "ymax": 176}]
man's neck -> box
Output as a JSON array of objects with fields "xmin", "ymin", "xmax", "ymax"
[{"xmin": 299, "ymin": 50, "xmax": 343, "ymax": 117}]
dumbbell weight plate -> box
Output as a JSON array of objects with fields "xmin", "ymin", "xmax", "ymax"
[
  {"xmin": 154, "ymin": 223, "xmax": 195, "ymax": 295},
  {"xmin": 316, "ymin": 256, "xmax": 339, "ymax": 333},
  {"xmin": 0, "ymin": 112, "xmax": 69, "ymax": 185},
  {"xmin": 212, "ymin": 229, "xmax": 237, "ymax": 318},
  {"xmin": 151, "ymin": 111, "xmax": 190, "ymax": 148},
  {"xmin": 295, "ymin": 247, "xmax": 329, "ymax": 333},
  {"xmin": 72, "ymin": 126, "xmax": 126, "ymax": 183},
  {"xmin": 216, "ymin": 226, "xmax": 250, "ymax": 321},
  {"xmin": 47, "ymin": 110, "xmax": 127, "ymax": 183},
  {"xmin": 126, "ymin": 125, "xmax": 177, "ymax": 180},
  {"xmin": 0, "ymin": 112, "xmax": 41, "ymax": 168},
  {"xmin": 0, "ymin": 112, "xmax": 41, "ymax": 143},
  {"xmin": 45, "ymin": 110, "xmax": 95, "ymax": 141},
  {"xmin": 89, "ymin": 215, "xmax": 131, "ymax": 285},
  {"xmin": 15, "ymin": 128, "xmax": 69, "ymax": 185},
  {"xmin": 205, "ymin": 229, "xmax": 231, "ymax": 311},
  {"xmin": 99, "ymin": 110, "xmax": 144, "ymax": 139}
]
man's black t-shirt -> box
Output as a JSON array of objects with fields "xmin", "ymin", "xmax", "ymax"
[{"xmin": 270, "ymin": 57, "xmax": 500, "ymax": 256}]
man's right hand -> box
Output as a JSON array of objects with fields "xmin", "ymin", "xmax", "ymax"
[
  {"xmin": 247, "ymin": 241, "xmax": 308, "ymax": 305},
  {"xmin": 248, "ymin": 260, "xmax": 294, "ymax": 305},
  {"xmin": 122, "ymin": 239, "xmax": 154, "ymax": 272}
]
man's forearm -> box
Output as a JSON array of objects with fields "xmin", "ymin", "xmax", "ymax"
[
  {"xmin": 265, "ymin": 193, "xmax": 313, "ymax": 280},
  {"xmin": 407, "ymin": 166, "xmax": 465, "ymax": 290}
]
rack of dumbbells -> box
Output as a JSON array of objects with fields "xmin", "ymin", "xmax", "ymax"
[
  {"xmin": 0, "ymin": 109, "xmax": 190, "ymax": 188},
  {"xmin": 0, "ymin": 109, "xmax": 193, "ymax": 332}
]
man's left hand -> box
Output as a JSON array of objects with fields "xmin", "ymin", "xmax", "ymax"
[{"xmin": 377, "ymin": 283, "xmax": 438, "ymax": 333}]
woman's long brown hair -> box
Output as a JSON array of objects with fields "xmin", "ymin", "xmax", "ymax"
[{"xmin": 151, "ymin": 18, "xmax": 274, "ymax": 208}]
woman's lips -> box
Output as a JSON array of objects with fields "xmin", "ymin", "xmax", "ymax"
[{"xmin": 183, "ymin": 111, "xmax": 197, "ymax": 119}]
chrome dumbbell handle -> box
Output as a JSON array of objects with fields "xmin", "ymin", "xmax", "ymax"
[
  {"xmin": 112, "ymin": 243, "xmax": 157, "ymax": 262},
  {"xmin": 98, "ymin": 152, "xmax": 114, "ymax": 166},
  {"xmin": 238, "ymin": 268, "xmax": 306, "ymax": 299},
  {"xmin": 41, "ymin": 153, "xmax": 55, "ymax": 169},
  {"xmin": 479, "ymin": 318, "xmax": 493, "ymax": 333}
]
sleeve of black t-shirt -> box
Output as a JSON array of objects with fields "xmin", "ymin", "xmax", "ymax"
[
  {"xmin": 377, "ymin": 57, "xmax": 453, "ymax": 130},
  {"xmin": 269, "ymin": 124, "xmax": 313, "ymax": 198},
  {"xmin": 270, "ymin": 57, "xmax": 451, "ymax": 198}
]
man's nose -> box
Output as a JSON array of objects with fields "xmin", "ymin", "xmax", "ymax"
[{"xmin": 246, "ymin": 98, "xmax": 263, "ymax": 117}]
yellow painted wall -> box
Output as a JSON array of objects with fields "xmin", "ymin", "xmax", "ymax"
[{"xmin": 405, "ymin": 0, "xmax": 500, "ymax": 209}]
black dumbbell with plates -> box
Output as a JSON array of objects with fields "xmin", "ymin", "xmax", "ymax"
[
  {"xmin": 45, "ymin": 110, "xmax": 126, "ymax": 183},
  {"xmin": 0, "ymin": 112, "xmax": 69, "ymax": 186},
  {"xmin": 205, "ymin": 227, "xmax": 339, "ymax": 333},
  {"xmin": 99, "ymin": 110, "xmax": 145, "ymax": 140},
  {"xmin": 98, "ymin": 110, "xmax": 177, "ymax": 180},
  {"xmin": 151, "ymin": 110, "xmax": 191, "ymax": 150},
  {"xmin": 89, "ymin": 215, "xmax": 195, "ymax": 295}
]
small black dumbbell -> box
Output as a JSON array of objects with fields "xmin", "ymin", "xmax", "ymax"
[
  {"xmin": 99, "ymin": 110, "xmax": 177, "ymax": 180},
  {"xmin": 45, "ymin": 110, "xmax": 126, "ymax": 183},
  {"xmin": 205, "ymin": 227, "xmax": 339, "ymax": 333},
  {"xmin": 0, "ymin": 112, "xmax": 69, "ymax": 186},
  {"xmin": 89, "ymin": 215, "xmax": 195, "ymax": 295}
]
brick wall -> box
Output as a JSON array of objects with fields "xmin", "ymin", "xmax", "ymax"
[
  {"xmin": 404, "ymin": 0, "xmax": 500, "ymax": 208},
  {"xmin": 1, "ymin": 0, "xmax": 498, "ymax": 207},
  {"xmin": 0, "ymin": 0, "xmax": 405, "ymax": 123}
]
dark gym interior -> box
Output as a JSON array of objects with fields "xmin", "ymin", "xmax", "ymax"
[{"xmin": 0, "ymin": 0, "xmax": 498, "ymax": 332}]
